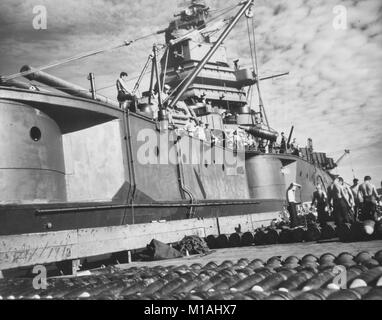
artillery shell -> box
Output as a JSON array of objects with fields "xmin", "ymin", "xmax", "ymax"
[
  {"xmin": 203, "ymin": 262, "xmax": 218, "ymax": 270},
  {"xmin": 266, "ymin": 256, "xmax": 283, "ymax": 269},
  {"xmin": 284, "ymin": 256, "xmax": 300, "ymax": 265},
  {"xmin": 253, "ymin": 229, "xmax": 267, "ymax": 245},
  {"xmin": 241, "ymin": 232, "xmax": 254, "ymax": 246},
  {"xmin": 140, "ymin": 278, "xmax": 169, "ymax": 295},
  {"xmin": 301, "ymin": 254, "xmax": 318, "ymax": 264},
  {"xmin": 362, "ymin": 259, "xmax": 380, "ymax": 269},
  {"xmin": 375, "ymin": 250, "xmax": 382, "ymax": 264},
  {"xmin": 218, "ymin": 260, "xmax": 234, "ymax": 269},
  {"xmin": 229, "ymin": 233, "xmax": 242, "ymax": 247},
  {"xmin": 320, "ymin": 222, "xmax": 337, "ymax": 240},
  {"xmin": 346, "ymin": 266, "xmax": 368, "ymax": 286},
  {"xmin": 210, "ymin": 274, "xmax": 242, "ymax": 292},
  {"xmin": 376, "ymin": 221, "xmax": 382, "ymax": 239},
  {"xmin": 265, "ymin": 229, "xmax": 281, "ymax": 245},
  {"xmin": 295, "ymin": 288, "xmax": 335, "ymax": 300},
  {"xmin": 247, "ymin": 259, "xmax": 265, "ymax": 270},
  {"xmin": 266, "ymin": 290, "xmax": 296, "ymax": 300},
  {"xmin": 279, "ymin": 228, "xmax": 293, "ymax": 244},
  {"xmin": 207, "ymin": 292, "xmax": 235, "ymax": 300},
  {"xmin": 236, "ymin": 267, "xmax": 255, "ymax": 277},
  {"xmin": 302, "ymin": 270, "xmax": 337, "ymax": 291},
  {"xmin": 335, "ymin": 252, "xmax": 355, "ymax": 266},
  {"xmin": 362, "ymin": 288, "xmax": 382, "ymax": 300},
  {"xmin": 278, "ymin": 270, "xmax": 315, "ymax": 292},
  {"xmin": 120, "ymin": 277, "xmax": 159, "ymax": 296},
  {"xmin": 237, "ymin": 258, "xmax": 250, "ymax": 266},
  {"xmin": 305, "ymin": 225, "xmax": 321, "ymax": 242},
  {"xmin": 153, "ymin": 277, "xmax": 188, "ymax": 297},
  {"xmin": 327, "ymin": 287, "xmax": 371, "ymax": 300},
  {"xmin": 243, "ymin": 291, "xmax": 268, "ymax": 300},
  {"xmin": 206, "ymin": 235, "xmax": 217, "ymax": 249},
  {"xmin": 318, "ymin": 262, "xmax": 336, "ymax": 272},
  {"xmin": 377, "ymin": 276, "xmax": 382, "ymax": 287},
  {"xmin": 350, "ymin": 266, "xmax": 382, "ymax": 288},
  {"xmin": 172, "ymin": 279, "xmax": 204, "ymax": 295},
  {"xmin": 350, "ymin": 222, "xmax": 366, "ymax": 241},
  {"xmin": 216, "ymin": 234, "xmax": 229, "ymax": 248},
  {"xmin": 362, "ymin": 220, "xmax": 376, "ymax": 236},
  {"xmin": 337, "ymin": 223, "xmax": 352, "ymax": 242},
  {"xmin": 354, "ymin": 251, "xmax": 373, "ymax": 264},
  {"xmin": 252, "ymin": 270, "xmax": 296, "ymax": 292},
  {"xmin": 190, "ymin": 263, "xmax": 203, "ymax": 271},
  {"xmin": 291, "ymin": 227, "xmax": 306, "ymax": 243},
  {"xmin": 319, "ymin": 253, "xmax": 336, "ymax": 264},
  {"xmin": 193, "ymin": 273, "xmax": 227, "ymax": 292},
  {"xmin": 230, "ymin": 269, "xmax": 273, "ymax": 292},
  {"xmin": 85, "ymin": 280, "xmax": 127, "ymax": 298}
]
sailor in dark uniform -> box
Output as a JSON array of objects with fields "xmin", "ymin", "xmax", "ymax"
[
  {"xmin": 116, "ymin": 72, "xmax": 134, "ymax": 109},
  {"xmin": 280, "ymin": 132, "xmax": 286, "ymax": 154}
]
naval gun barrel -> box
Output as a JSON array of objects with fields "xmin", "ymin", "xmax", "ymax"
[
  {"xmin": 20, "ymin": 65, "xmax": 119, "ymax": 108},
  {"xmin": 240, "ymin": 126, "xmax": 278, "ymax": 142},
  {"xmin": 0, "ymin": 76, "xmax": 41, "ymax": 91}
]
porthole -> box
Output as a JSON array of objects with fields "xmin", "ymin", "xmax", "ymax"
[
  {"xmin": 155, "ymin": 146, "xmax": 160, "ymax": 157},
  {"xmin": 30, "ymin": 127, "xmax": 41, "ymax": 142}
]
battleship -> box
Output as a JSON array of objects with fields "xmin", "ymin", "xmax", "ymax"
[{"xmin": 0, "ymin": 0, "xmax": 354, "ymax": 275}]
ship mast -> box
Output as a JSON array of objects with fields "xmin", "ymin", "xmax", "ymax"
[{"xmin": 167, "ymin": 0, "xmax": 255, "ymax": 109}]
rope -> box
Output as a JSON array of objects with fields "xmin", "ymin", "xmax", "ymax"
[
  {"xmin": 349, "ymin": 153, "xmax": 357, "ymax": 179},
  {"xmin": 250, "ymin": 14, "xmax": 270, "ymax": 129},
  {"xmin": 161, "ymin": 47, "xmax": 170, "ymax": 92},
  {"xmin": 1, "ymin": 32, "xmax": 159, "ymax": 82}
]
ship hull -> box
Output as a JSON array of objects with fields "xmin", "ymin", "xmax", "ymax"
[{"xmin": 0, "ymin": 88, "xmax": 333, "ymax": 272}]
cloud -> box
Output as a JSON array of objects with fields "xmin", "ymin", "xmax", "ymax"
[{"xmin": 0, "ymin": 0, "xmax": 381, "ymax": 182}]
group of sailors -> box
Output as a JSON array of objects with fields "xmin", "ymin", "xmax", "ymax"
[
  {"xmin": 287, "ymin": 176, "xmax": 381, "ymax": 228},
  {"xmin": 278, "ymin": 132, "xmax": 300, "ymax": 156},
  {"xmin": 116, "ymin": 71, "xmax": 275, "ymax": 152}
]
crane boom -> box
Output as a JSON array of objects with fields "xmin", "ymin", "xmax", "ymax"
[{"xmin": 335, "ymin": 149, "xmax": 350, "ymax": 166}]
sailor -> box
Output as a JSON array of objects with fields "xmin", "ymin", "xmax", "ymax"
[
  {"xmin": 259, "ymin": 140, "xmax": 266, "ymax": 153},
  {"xmin": 196, "ymin": 121, "xmax": 206, "ymax": 141},
  {"xmin": 162, "ymin": 84, "xmax": 171, "ymax": 101},
  {"xmin": 279, "ymin": 132, "xmax": 286, "ymax": 154},
  {"xmin": 311, "ymin": 184, "xmax": 328, "ymax": 227},
  {"xmin": 286, "ymin": 182, "xmax": 302, "ymax": 228},
  {"xmin": 357, "ymin": 176, "xmax": 380, "ymax": 221},
  {"xmin": 116, "ymin": 72, "xmax": 134, "ymax": 109},
  {"xmin": 291, "ymin": 138, "xmax": 300, "ymax": 156},
  {"xmin": 329, "ymin": 177, "xmax": 353, "ymax": 226},
  {"xmin": 340, "ymin": 177, "xmax": 355, "ymax": 219},
  {"xmin": 350, "ymin": 178, "xmax": 361, "ymax": 220},
  {"xmin": 185, "ymin": 119, "xmax": 197, "ymax": 137},
  {"xmin": 377, "ymin": 181, "xmax": 382, "ymax": 197}
]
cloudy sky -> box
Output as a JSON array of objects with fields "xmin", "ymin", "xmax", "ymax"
[{"xmin": 1, "ymin": 0, "xmax": 381, "ymax": 184}]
